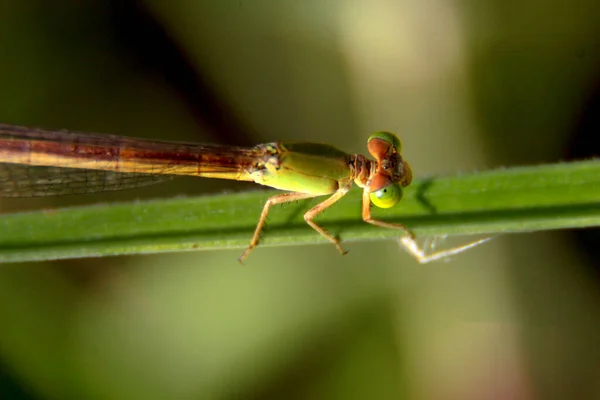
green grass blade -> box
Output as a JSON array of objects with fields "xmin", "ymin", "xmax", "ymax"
[{"xmin": 0, "ymin": 159, "xmax": 599, "ymax": 263}]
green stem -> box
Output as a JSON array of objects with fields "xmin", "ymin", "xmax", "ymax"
[{"xmin": 0, "ymin": 160, "xmax": 599, "ymax": 263}]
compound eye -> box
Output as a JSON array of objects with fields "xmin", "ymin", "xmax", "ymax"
[
  {"xmin": 367, "ymin": 131, "xmax": 402, "ymax": 159},
  {"xmin": 367, "ymin": 131, "xmax": 401, "ymax": 149},
  {"xmin": 369, "ymin": 181, "xmax": 403, "ymax": 209}
]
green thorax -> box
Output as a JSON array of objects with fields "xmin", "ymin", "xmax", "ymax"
[{"xmin": 250, "ymin": 142, "xmax": 354, "ymax": 195}]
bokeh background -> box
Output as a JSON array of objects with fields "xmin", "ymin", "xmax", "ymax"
[{"xmin": 1, "ymin": 1, "xmax": 600, "ymax": 399}]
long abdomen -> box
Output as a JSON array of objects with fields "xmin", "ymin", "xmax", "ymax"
[{"xmin": 0, "ymin": 124, "xmax": 261, "ymax": 182}]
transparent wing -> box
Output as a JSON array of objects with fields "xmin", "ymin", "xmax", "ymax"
[{"xmin": 0, "ymin": 163, "xmax": 171, "ymax": 197}]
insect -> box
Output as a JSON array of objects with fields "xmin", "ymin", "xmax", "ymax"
[{"xmin": 0, "ymin": 123, "xmax": 485, "ymax": 262}]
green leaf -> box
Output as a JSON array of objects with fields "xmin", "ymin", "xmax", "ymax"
[{"xmin": 0, "ymin": 159, "xmax": 599, "ymax": 263}]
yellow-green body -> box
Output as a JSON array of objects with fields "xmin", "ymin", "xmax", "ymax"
[
  {"xmin": 250, "ymin": 142, "xmax": 353, "ymax": 195},
  {"xmin": 0, "ymin": 122, "xmax": 414, "ymax": 262}
]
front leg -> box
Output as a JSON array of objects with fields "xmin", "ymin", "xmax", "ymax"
[
  {"xmin": 361, "ymin": 187, "xmax": 415, "ymax": 238},
  {"xmin": 361, "ymin": 187, "xmax": 493, "ymax": 263}
]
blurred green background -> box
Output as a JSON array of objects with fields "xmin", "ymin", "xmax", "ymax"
[{"xmin": 1, "ymin": 1, "xmax": 600, "ymax": 399}]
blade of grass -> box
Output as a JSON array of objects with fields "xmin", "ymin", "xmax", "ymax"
[{"xmin": 0, "ymin": 159, "xmax": 599, "ymax": 263}]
